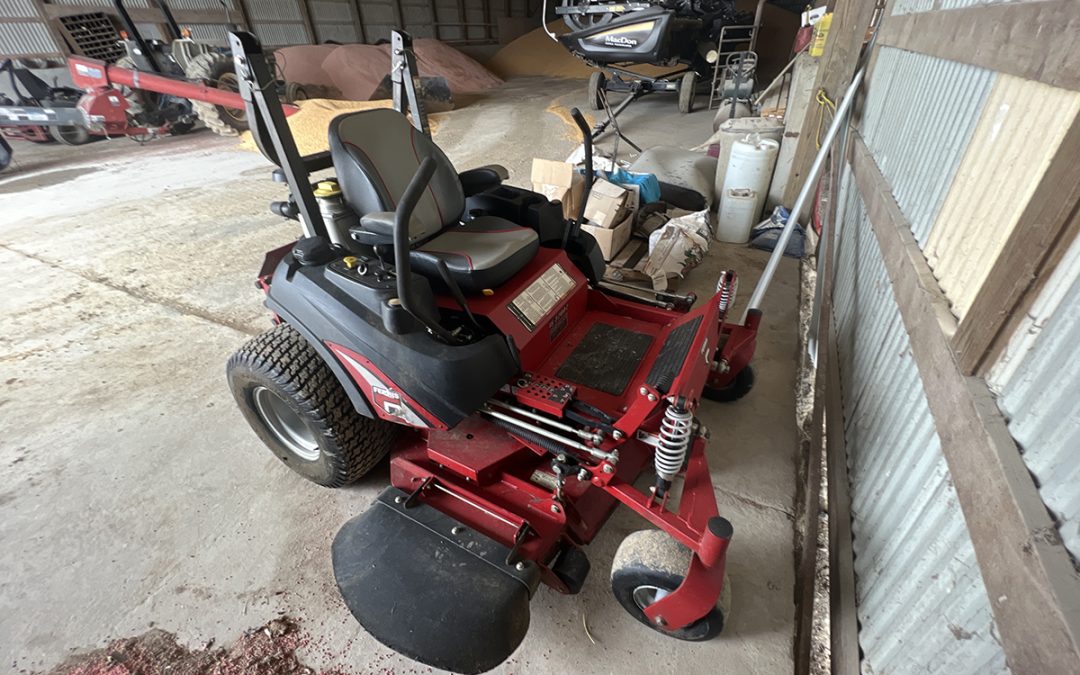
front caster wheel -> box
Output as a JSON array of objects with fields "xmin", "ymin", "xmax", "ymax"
[
  {"xmin": 677, "ymin": 72, "xmax": 697, "ymax": 114},
  {"xmin": 227, "ymin": 323, "xmax": 397, "ymax": 487},
  {"xmin": 702, "ymin": 364, "xmax": 754, "ymax": 403},
  {"xmin": 587, "ymin": 71, "xmax": 606, "ymax": 111},
  {"xmin": 610, "ymin": 530, "xmax": 730, "ymax": 641}
]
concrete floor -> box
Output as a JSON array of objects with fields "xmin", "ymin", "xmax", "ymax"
[{"xmin": 0, "ymin": 77, "xmax": 800, "ymax": 673}]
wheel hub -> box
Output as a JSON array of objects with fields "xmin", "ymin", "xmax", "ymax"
[
  {"xmin": 632, "ymin": 584, "xmax": 670, "ymax": 612},
  {"xmin": 252, "ymin": 385, "xmax": 320, "ymax": 460},
  {"xmin": 631, "ymin": 584, "xmax": 712, "ymax": 639}
]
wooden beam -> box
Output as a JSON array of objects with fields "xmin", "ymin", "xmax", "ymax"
[
  {"xmin": 295, "ymin": 0, "xmax": 318, "ymax": 43},
  {"xmin": 952, "ymin": 115, "xmax": 1080, "ymax": 375},
  {"xmin": 393, "ymin": 0, "xmax": 406, "ymax": 30},
  {"xmin": 28, "ymin": 0, "xmax": 70, "ymax": 58},
  {"xmin": 878, "ymin": 0, "xmax": 1080, "ymax": 92},
  {"xmin": 781, "ymin": 0, "xmax": 876, "ymax": 209},
  {"xmin": 825, "ymin": 314, "xmax": 860, "ymax": 675},
  {"xmin": 230, "ymin": 0, "xmax": 253, "ymax": 34},
  {"xmin": 428, "ymin": 0, "xmax": 440, "ymax": 40},
  {"xmin": 350, "ymin": 0, "xmax": 368, "ymax": 42},
  {"xmin": 43, "ymin": 4, "xmax": 230, "ymax": 25},
  {"xmin": 849, "ymin": 130, "xmax": 1080, "ymax": 675},
  {"xmin": 794, "ymin": 150, "xmax": 841, "ymax": 675}
]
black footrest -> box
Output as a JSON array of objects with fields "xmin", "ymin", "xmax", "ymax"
[{"xmin": 332, "ymin": 487, "xmax": 541, "ymax": 674}]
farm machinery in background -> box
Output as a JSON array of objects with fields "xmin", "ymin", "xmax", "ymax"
[
  {"xmin": 0, "ymin": 0, "xmax": 304, "ymax": 171},
  {"xmin": 555, "ymin": 0, "xmax": 762, "ymax": 114}
]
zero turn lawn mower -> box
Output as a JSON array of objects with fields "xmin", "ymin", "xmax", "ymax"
[
  {"xmin": 556, "ymin": 0, "xmax": 757, "ymax": 114},
  {"xmin": 225, "ymin": 29, "xmax": 764, "ymax": 674}
]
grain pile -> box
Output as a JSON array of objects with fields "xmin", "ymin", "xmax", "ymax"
[
  {"xmin": 276, "ymin": 40, "xmax": 502, "ymax": 102},
  {"xmin": 487, "ymin": 22, "xmax": 591, "ymax": 79},
  {"xmin": 487, "ymin": 22, "xmax": 670, "ymax": 80},
  {"xmin": 237, "ymin": 98, "xmax": 445, "ymax": 156}
]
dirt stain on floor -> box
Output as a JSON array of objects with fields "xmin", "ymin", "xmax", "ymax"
[
  {"xmin": 42, "ymin": 617, "xmax": 332, "ymax": 675},
  {"xmin": 0, "ymin": 167, "xmax": 100, "ymax": 194}
]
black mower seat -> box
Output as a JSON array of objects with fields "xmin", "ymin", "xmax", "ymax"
[
  {"xmin": 413, "ymin": 216, "xmax": 538, "ymax": 292},
  {"xmin": 329, "ymin": 108, "xmax": 538, "ymax": 292}
]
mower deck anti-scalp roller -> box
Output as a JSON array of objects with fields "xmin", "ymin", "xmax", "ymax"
[{"xmin": 224, "ymin": 29, "xmax": 760, "ymax": 673}]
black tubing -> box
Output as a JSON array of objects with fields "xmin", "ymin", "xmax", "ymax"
[
  {"xmin": 393, "ymin": 157, "xmax": 456, "ymax": 341},
  {"xmin": 565, "ymin": 107, "xmax": 595, "ymax": 248}
]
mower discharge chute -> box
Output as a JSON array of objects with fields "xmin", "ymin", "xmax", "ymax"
[{"xmin": 224, "ymin": 29, "xmax": 761, "ymax": 674}]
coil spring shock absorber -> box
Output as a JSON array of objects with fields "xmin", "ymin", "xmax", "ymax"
[
  {"xmin": 654, "ymin": 401, "xmax": 694, "ymax": 497},
  {"xmin": 717, "ymin": 270, "xmax": 738, "ymax": 318}
]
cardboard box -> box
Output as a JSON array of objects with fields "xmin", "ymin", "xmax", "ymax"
[
  {"xmin": 581, "ymin": 213, "xmax": 632, "ymax": 262},
  {"xmin": 531, "ymin": 158, "xmax": 585, "ymax": 219},
  {"xmin": 583, "ymin": 178, "xmax": 630, "ymax": 228}
]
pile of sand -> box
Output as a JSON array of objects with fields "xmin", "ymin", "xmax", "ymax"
[
  {"xmin": 487, "ymin": 22, "xmax": 670, "ymax": 80},
  {"xmin": 237, "ymin": 98, "xmax": 445, "ymax": 157},
  {"xmin": 276, "ymin": 40, "xmax": 502, "ymax": 102}
]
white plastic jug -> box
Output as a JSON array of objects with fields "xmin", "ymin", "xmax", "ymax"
[
  {"xmin": 718, "ymin": 134, "xmax": 780, "ymax": 224},
  {"xmin": 717, "ymin": 188, "xmax": 758, "ymax": 243},
  {"xmin": 713, "ymin": 117, "xmax": 785, "ymax": 188}
]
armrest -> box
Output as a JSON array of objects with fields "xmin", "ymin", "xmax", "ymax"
[
  {"xmin": 359, "ymin": 211, "xmax": 396, "ymax": 237},
  {"xmin": 459, "ymin": 164, "xmax": 509, "ymax": 197},
  {"xmin": 354, "ymin": 210, "xmax": 428, "ymax": 246},
  {"xmin": 270, "ymin": 151, "xmax": 333, "ymax": 183},
  {"xmin": 350, "ymin": 211, "xmax": 396, "ymax": 246}
]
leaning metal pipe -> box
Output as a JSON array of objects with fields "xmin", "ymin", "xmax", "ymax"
[{"xmin": 744, "ymin": 66, "xmax": 866, "ymax": 318}]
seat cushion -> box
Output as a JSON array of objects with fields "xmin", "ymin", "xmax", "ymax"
[
  {"xmin": 330, "ymin": 109, "xmax": 465, "ymax": 244},
  {"xmin": 410, "ymin": 217, "xmax": 539, "ymax": 293}
]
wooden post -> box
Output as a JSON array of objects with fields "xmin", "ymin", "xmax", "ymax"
[
  {"xmin": 296, "ymin": 0, "xmax": 318, "ymax": 43},
  {"xmin": 27, "ymin": 0, "xmax": 69, "ymax": 57},
  {"xmin": 781, "ymin": 0, "xmax": 876, "ymax": 210},
  {"xmin": 952, "ymin": 115, "xmax": 1080, "ymax": 374},
  {"xmin": 395, "ymin": 0, "xmax": 406, "ymax": 30},
  {"xmin": 346, "ymin": 0, "xmax": 366, "ymax": 42}
]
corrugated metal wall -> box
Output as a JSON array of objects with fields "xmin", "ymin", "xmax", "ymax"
[
  {"xmin": 837, "ymin": 2, "xmax": 1080, "ymax": 671},
  {"xmin": 1, "ymin": 0, "xmax": 530, "ymax": 56},
  {"xmin": 832, "ymin": 171, "xmax": 1009, "ymax": 674},
  {"xmin": 0, "ymin": 21, "xmax": 58, "ymax": 55},
  {"xmin": 986, "ymin": 233, "xmax": 1080, "ymax": 561},
  {"xmin": 860, "ymin": 47, "xmax": 993, "ymax": 247}
]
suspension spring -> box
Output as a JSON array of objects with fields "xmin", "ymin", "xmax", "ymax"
[
  {"xmin": 716, "ymin": 270, "xmax": 738, "ymax": 318},
  {"xmin": 655, "ymin": 403, "xmax": 693, "ymax": 489}
]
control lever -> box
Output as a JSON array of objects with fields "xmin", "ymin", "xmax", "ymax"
[{"xmin": 563, "ymin": 107, "xmax": 595, "ymax": 249}]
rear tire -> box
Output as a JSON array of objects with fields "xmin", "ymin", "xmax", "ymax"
[
  {"xmin": 285, "ymin": 82, "xmax": 308, "ymax": 104},
  {"xmin": 587, "ymin": 71, "xmax": 606, "ymax": 111},
  {"xmin": 186, "ymin": 52, "xmax": 248, "ymax": 137},
  {"xmin": 227, "ymin": 323, "xmax": 397, "ymax": 487},
  {"xmin": 678, "ymin": 72, "xmax": 697, "ymax": 114},
  {"xmin": 611, "ymin": 530, "xmax": 729, "ymax": 640}
]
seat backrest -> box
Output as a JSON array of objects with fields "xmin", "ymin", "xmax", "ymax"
[{"xmin": 329, "ymin": 109, "xmax": 465, "ymax": 243}]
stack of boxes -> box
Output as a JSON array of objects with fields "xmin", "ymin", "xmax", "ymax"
[{"xmin": 531, "ymin": 159, "xmax": 636, "ymax": 262}]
